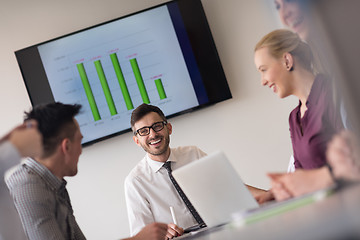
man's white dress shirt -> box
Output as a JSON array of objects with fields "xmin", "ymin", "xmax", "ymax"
[{"xmin": 124, "ymin": 146, "xmax": 206, "ymax": 236}]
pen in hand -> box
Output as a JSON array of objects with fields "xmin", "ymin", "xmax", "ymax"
[{"xmin": 170, "ymin": 206, "xmax": 178, "ymax": 225}]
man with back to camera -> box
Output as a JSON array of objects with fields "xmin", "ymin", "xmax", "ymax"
[
  {"xmin": 6, "ymin": 102, "xmax": 168, "ymax": 240},
  {"xmin": 0, "ymin": 120, "xmax": 42, "ymax": 240}
]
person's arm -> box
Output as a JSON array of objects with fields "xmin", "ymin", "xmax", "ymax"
[
  {"xmin": 327, "ymin": 130, "xmax": 360, "ymax": 181},
  {"xmin": 0, "ymin": 141, "xmax": 21, "ymax": 177},
  {"xmin": 9, "ymin": 180, "xmax": 81, "ymax": 240},
  {"xmin": 268, "ymin": 167, "xmax": 334, "ymax": 201},
  {"xmin": 0, "ymin": 121, "xmax": 42, "ymax": 240},
  {"xmin": 0, "ymin": 142, "xmax": 26, "ymax": 240},
  {"xmin": 1, "ymin": 121, "xmax": 42, "ymax": 175},
  {"xmin": 246, "ymin": 185, "xmax": 274, "ymax": 204},
  {"xmin": 124, "ymin": 177, "xmax": 156, "ymax": 236},
  {"xmin": 124, "ymin": 177, "xmax": 184, "ymax": 239},
  {"xmin": 121, "ymin": 223, "xmax": 168, "ymax": 240},
  {"xmin": 195, "ymin": 146, "xmax": 207, "ymax": 158},
  {"xmin": 3, "ymin": 121, "xmax": 42, "ymax": 159}
]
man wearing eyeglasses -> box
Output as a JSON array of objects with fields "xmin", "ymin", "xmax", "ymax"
[{"xmin": 125, "ymin": 103, "xmax": 207, "ymax": 239}]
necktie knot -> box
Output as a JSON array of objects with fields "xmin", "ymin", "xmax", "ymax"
[{"xmin": 163, "ymin": 161, "xmax": 172, "ymax": 173}]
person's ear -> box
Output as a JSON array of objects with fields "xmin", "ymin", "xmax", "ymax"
[
  {"xmin": 133, "ymin": 135, "xmax": 140, "ymax": 146},
  {"xmin": 61, "ymin": 138, "xmax": 71, "ymax": 154},
  {"xmin": 284, "ymin": 52, "xmax": 294, "ymax": 71},
  {"xmin": 167, "ymin": 122, "xmax": 172, "ymax": 135}
]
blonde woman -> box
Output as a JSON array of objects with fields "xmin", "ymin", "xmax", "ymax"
[{"xmin": 254, "ymin": 29, "xmax": 344, "ymax": 199}]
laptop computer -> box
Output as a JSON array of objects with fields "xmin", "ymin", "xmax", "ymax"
[{"xmin": 172, "ymin": 150, "xmax": 259, "ymax": 229}]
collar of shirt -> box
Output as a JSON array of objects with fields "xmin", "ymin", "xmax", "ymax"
[
  {"xmin": 23, "ymin": 158, "xmax": 65, "ymax": 192},
  {"xmin": 306, "ymin": 74, "xmax": 326, "ymax": 107},
  {"xmin": 298, "ymin": 74, "xmax": 325, "ymax": 109},
  {"xmin": 145, "ymin": 148, "xmax": 179, "ymax": 173},
  {"xmin": 296, "ymin": 74, "xmax": 327, "ymax": 122}
]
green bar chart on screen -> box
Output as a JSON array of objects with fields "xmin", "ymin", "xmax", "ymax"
[
  {"xmin": 94, "ymin": 60, "xmax": 117, "ymax": 116},
  {"xmin": 110, "ymin": 53, "xmax": 134, "ymax": 110},
  {"xmin": 130, "ymin": 58, "xmax": 150, "ymax": 104},
  {"xmin": 155, "ymin": 78, "xmax": 167, "ymax": 100},
  {"xmin": 77, "ymin": 63, "xmax": 101, "ymax": 121}
]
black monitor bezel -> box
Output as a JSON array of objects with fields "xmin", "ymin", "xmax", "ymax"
[{"xmin": 15, "ymin": 0, "xmax": 232, "ymax": 146}]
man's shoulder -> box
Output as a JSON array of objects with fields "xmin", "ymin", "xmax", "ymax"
[
  {"xmin": 125, "ymin": 157, "xmax": 148, "ymax": 184},
  {"xmin": 171, "ymin": 146, "xmax": 207, "ymax": 168},
  {"xmin": 5, "ymin": 163, "xmax": 45, "ymax": 191},
  {"xmin": 171, "ymin": 145, "xmax": 202, "ymax": 154},
  {"xmin": 171, "ymin": 145, "xmax": 206, "ymax": 157}
]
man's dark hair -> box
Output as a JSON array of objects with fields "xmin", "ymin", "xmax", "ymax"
[
  {"xmin": 130, "ymin": 103, "xmax": 166, "ymax": 131},
  {"xmin": 24, "ymin": 102, "xmax": 81, "ymax": 158}
]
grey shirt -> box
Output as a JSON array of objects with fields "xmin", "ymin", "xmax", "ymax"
[
  {"xmin": 0, "ymin": 141, "xmax": 27, "ymax": 240},
  {"xmin": 6, "ymin": 157, "xmax": 86, "ymax": 240}
]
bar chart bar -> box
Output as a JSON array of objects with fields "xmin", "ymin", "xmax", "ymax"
[
  {"xmin": 154, "ymin": 79, "xmax": 167, "ymax": 100},
  {"xmin": 94, "ymin": 60, "xmax": 118, "ymax": 116},
  {"xmin": 76, "ymin": 63, "xmax": 101, "ymax": 121},
  {"xmin": 110, "ymin": 53, "xmax": 134, "ymax": 110},
  {"xmin": 130, "ymin": 58, "xmax": 150, "ymax": 104}
]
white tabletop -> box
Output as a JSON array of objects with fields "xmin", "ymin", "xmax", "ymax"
[{"xmin": 180, "ymin": 182, "xmax": 360, "ymax": 240}]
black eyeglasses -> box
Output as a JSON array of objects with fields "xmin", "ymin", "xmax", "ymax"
[{"xmin": 134, "ymin": 121, "xmax": 167, "ymax": 136}]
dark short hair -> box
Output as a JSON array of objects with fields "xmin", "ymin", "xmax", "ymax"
[
  {"xmin": 24, "ymin": 102, "xmax": 81, "ymax": 158},
  {"xmin": 130, "ymin": 104, "xmax": 166, "ymax": 131}
]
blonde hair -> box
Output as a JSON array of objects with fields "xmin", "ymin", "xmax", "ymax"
[{"xmin": 255, "ymin": 29, "xmax": 313, "ymax": 72}]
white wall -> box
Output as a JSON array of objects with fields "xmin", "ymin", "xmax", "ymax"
[{"xmin": 0, "ymin": 0, "xmax": 297, "ymax": 239}]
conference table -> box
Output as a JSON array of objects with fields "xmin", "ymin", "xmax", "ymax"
[{"xmin": 179, "ymin": 182, "xmax": 360, "ymax": 240}]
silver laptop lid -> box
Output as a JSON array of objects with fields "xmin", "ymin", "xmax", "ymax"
[{"xmin": 172, "ymin": 150, "xmax": 259, "ymax": 228}]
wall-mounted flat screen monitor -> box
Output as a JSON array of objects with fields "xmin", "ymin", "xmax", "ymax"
[{"xmin": 15, "ymin": 0, "xmax": 232, "ymax": 146}]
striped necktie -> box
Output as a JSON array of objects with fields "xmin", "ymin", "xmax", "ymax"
[{"xmin": 163, "ymin": 161, "xmax": 206, "ymax": 226}]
